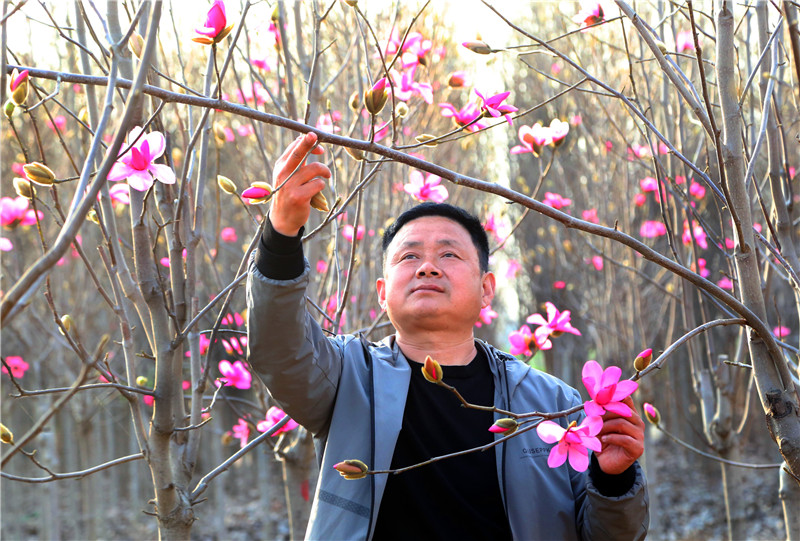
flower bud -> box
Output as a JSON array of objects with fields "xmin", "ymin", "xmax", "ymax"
[
  {"xmin": 13, "ymin": 177, "xmax": 36, "ymax": 199},
  {"xmin": 220, "ymin": 432, "xmax": 234, "ymax": 446},
  {"xmin": 9, "ymin": 68, "xmax": 29, "ymax": 106},
  {"xmin": 395, "ymin": 101, "xmax": 409, "ymax": 118},
  {"xmin": 78, "ymin": 106, "xmax": 90, "ymax": 126},
  {"xmin": 217, "ymin": 175, "xmax": 237, "ymax": 195},
  {"xmin": 60, "ymin": 314, "xmax": 74, "ymax": 334},
  {"xmin": 634, "ymin": 348, "xmax": 653, "ymax": 372},
  {"xmin": 22, "ymin": 162, "xmax": 56, "ymax": 186},
  {"xmin": 4, "ymin": 99, "xmax": 16, "ymax": 119},
  {"xmin": 86, "ymin": 209, "xmax": 100, "ymax": 225},
  {"xmin": 363, "ymin": 78, "xmax": 389, "ymax": 115},
  {"xmin": 271, "ymin": 5, "xmax": 280, "ymax": 22},
  {"xmin": 654, "ymin": 39, "xmax": 667, "ymax": 55},
  {"xmin": 136, "ymin": 375, "xmax": 149, "ymax": 387},
  {"xmin": 489, "ymin": 418, "xmax": 518, "ymax": 435},
  {"xmin": 415, "ymin": 134, "xmax": 438, "ymax": 147},
  {"xmin": 129, "ymin": 32, "xmax": 144, "ymax": 59},
  {"xmin": 461, "ymin": 40, "xmax": 493, "ymax": 55},
  {"xmin": 310, "ymin": 191, "xmax": 329, "ymax": 212},
  {"xmin": 241, "ymin": 181, "xmax": 273, "ymax": 204},
  {"xmin": 348, "ymin": 91, "xmax": 361, "ymax": 113},
  {"xmin": 422, "ymin": 355, "xmax": 443, "ymax": 384},
  {"xmin": 344, "ymin": 146, "xmax": 365, "ymax": 161},
  {"xmin": 0, "ymin": 423, "xmax": 14, "ymax": 445},
  {"xmin": 333, "ymin": 459, "xmax": 368, "ymax": 480},
  {"xmin": 447, "ymin": 71, "xmax": 469, "ymax": 88},
  {"xmin": 643, "ymin": 403, "xmax": 660, "ymax": 425},
  {"xmin": 343, "ymin": 0, "xmax": 358, "ymax": 6}
]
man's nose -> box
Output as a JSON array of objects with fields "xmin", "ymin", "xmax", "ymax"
[{"xmin": 416, "ymin": 260, "xmax": 441, "ymax": 277}]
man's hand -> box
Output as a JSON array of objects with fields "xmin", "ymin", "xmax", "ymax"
[
  {"xmin": 269, "ymin": 132, "xmax": 331, "ymax": 237},
  {"xmin": 595, "ymin": 396, "xmax": 644, "ymax": 475}
]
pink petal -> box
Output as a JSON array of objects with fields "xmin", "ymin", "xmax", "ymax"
[
  {"xmin": 107, "ymin": 162, "xmax": 137, "ymax": 181},
  {"xmin": 148, "ymin": 163, "xmax": 176, "ymax": 184},
  {"xmin": 143, "ymin": 131, "xmax": 166, "ymax": 159},
  {"xmin": 584, "ymin": 400, "xmax": 605, "ymax": 417},
  {"xmin": 581, "ymin": 416, "xmax": 604, "ymax": 436},
  {"xmin": 536, "ymin": 420, "xmax": 566, "ymax": 443},
  {"xmin": 600, "ymin": 365, "xmax": 622, "ymax": 388},
  {"xmin": 544, "ymin": 302, "xmax": 558, "ymax": 323},
  {"xmin": 547, "ymin": 444, "xmax": 568, "ymax": 468},
  {"xmin": 526, "ymin": 314, "xmax": 548, "ymax": 326},
  {"xmin": 567, "ymin": 445, "xmax": 590, "ymax": 471},
  {"xmin": 582, "ymin": 360, "xmax": 603, "ymax": 384},
  {"xmin": 127, "ymin": 171, "xmax": 154, "ymax": 192},
  {"xmin": 604, "ymin": 401, "xmax": 633, "ymax": 417},
  {"xmin": 612, "ymin": 379, "xmax": 639, "ymax": 401}
]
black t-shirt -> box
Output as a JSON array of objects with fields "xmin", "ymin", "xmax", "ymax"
[{"xmin": 372, "ymin": 349, "xmax": 513, "ymax": 540}]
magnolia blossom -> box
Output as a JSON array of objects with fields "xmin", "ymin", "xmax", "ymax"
[
  {"xmin": 316, "ymin": 111, "xmax": 342, "ymax": 133},
  {"xmin": 257, "ymin": 406, "xmax": 300, "ymax": 435},
  {"xmin": 582, "ymin": 208, "xmax": 599, "ymax": 224},
  {"xmin": 217, "ymin": 360, "xmax": 252, "ymax": 389},
  {"xmin": 682, "ymin": 220, "xmax": 708, "ymax": 250},
  {"xmin": 591, "ymin": 255, "xmax": 604, "ymax": 271},
  {"xmin": 230, "ymin": 418, "xmax": 250, "ymax": 448},
  {"xmin": 475, "ymin": 305, "xmax": 498, "ymax": 328},
  {"xmin": 220, "ymin": 227, "xmax": 238, "ymax": 243},
  {"xmin": 194, "ymin": 0, "xmax": 233, "ymax": 44},
  {"xmin": 46, "ymin": 115, "xmax": 67, "ymax": 132},
  {"xmin": 543, "ymin": 192, "xmax": 571, "ymax": 210},
  {"xmin": 316, "ymin": 260, "xmax": 328, "ymax": 273},
  {"xmin": 475, "ymin": 89, "xmax": 517, "ymax": 125},
  {"xmin": 108, "ymin": 183, "xmax": 131, "ymax": 206},
  {"xmin": 511, "ymin": 123, "xmax": 551, "ymax": 155},
  {"xmin": 108, "ymin": 127, "xmax": 176, "ymax": 191},
  {"xmin": 0, "ymin": 196, "xmax": 41, "ymax": 227},
  {"xmin": 438, "ymin": 102, "xmax": 486, "ymax": 132},
  {"xmin": 689, "ymin": 181, "xmax": 706, "ymax": 199},
  {"xmin": 536, "ymin": 416, "xmax": 603, "ymax": 471},
  {"xmin": 640, "ymin": 220, "xmax": 667, "ymax": 238},
  {"xmin": 717, "ymin": 276, "xmax": 734, "ymax": 290},
  {"xmin": 691, "ymin": 258, "xmax": 710, "ymax": 278},
  {"xmin": 774, "ymin": 326, "xmax": 791, "ymax": 339},
  {"xmin": 483, "ymin": 213, "xmax": 509, "ymax": 243},
  {"xmin": 675, "ymin": 30, "xmax": 695, "ymax": 53},
  {"xmin": 2, "ymin": 356, "xmax": 29, "ymax": 379},
  {"xmin": 553, "ymin": 281, "xmax": 566, "ymax": 289},
  {"xmin": 404, "ymin": 171, "xmax": 448, "ymax": 203},
  {"xmin": 633, "ymin": 193, "xmax": 647, "ymax": 207},
  {"xmin": 390, "ymin": 68, "xmax": 433, "ymax": 104},
  {"xmin": 342, "ymin": 224, "xmax": 366, "ymax": 242},
  {"xmin": 526, "ymin": 302, "xmax": 581, "ymax": 350},
  {"xmin": 447, "ymin": 71, "xmax": 470, "ymax": 88},
  {"xmin": 400, "ymin": 32, "xmax": 432, "ymax": 68},
  {"xmin": 582, "ymin": 360, "xmax": 638, "ymax": 417},
  {"xmin": 509, "ymin": 325, "xmax": 549, "ymax": 356},
  {"xmin": 573, "ymin": 0, "xmax": 604, "ymax": 30},
  {"xmin": 505, "ymin": 259, "xmax": 521, "ymax": 280},
  {"xmin": 640, "ymin": 177, "xmax": 658, "ymax": 192}
]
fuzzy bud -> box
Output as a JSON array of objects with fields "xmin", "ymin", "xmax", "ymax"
[
  {"xmin": 363, "ymin": 78, "xmax": 389, "ymax": 115},
  {"xmin": 395, "ymin": 101, "xmax": 409, "ymax": 118},
  {"xmin": 461, "ymin": 40, "xmax": 493, "ymax": 55},
  {"xmin": 78, "ymin": 106, "xmax": 90, "ymax": 126},
  {"xmin": 422, "ymin": 355, "xmax": 443, "ymax": 384},
  {"xmin": 220, "ymin": 432, "xmax": 234, "ymax": 446},
  {"xmin": 217, "ymin": 175, "xmax": 237, "ymax": 195},
  {"xmin": 0, "ymin": 423, "xmax": 14, "ymax": 445},
  {"xmin": 343, "ymin": 0, "xmax": 358, "ymax": 6},
  {"xmin": 136, "ymin": 376, "xmax": 149, "ymax": 387},
  {"xmin": 489, "ymin": 418, "xmax": 518, "ymax": 435},
  {"xmin": 4, "ymin": 99, "xmax": 16, "ymax": 119},
  {"xmin": 310, "ymin": 191, "xmax": 330, "ymax": 212},
  {"xmin": 86, "ymin": 209, "xmax": 100, "ymax": 225},
  {"xmin": 333, "ymin": 459, "xmax": 368, "ymax": 480},
  {"xmin": 213, "ymin": 123, "xmax": 228, "ymax": 148},
  {"xmin": 129, "ymin": 32, "xmax": 144, "ymax": 59},
  {"xmin": 634, "ymin": 348, "xmax": 653, "ymax": 372},
  {"xmin": 415, "ymin": 134, "xmax": 438, "ymax": 147},
  {"xmin": 22, "ymin": 162, "xmax": 56, "ymax": 186},
  {"xmin": 9, "ymin": 68, "xmax": 29, "ymax": 106},
  {"xmin": 13, "ymin": 177, "xmax": 36, "ymax": 199},
  {"xmin": 348, "ymin": 91, "xmax": 361, "ymax": 113},
  {"xmin": 643, "ymin": 403, "xmax": 660, "ymax": 425},
  {"xmin": 654, "ymin": 39, "xmax": 668, "ymax": 55},
  {"xmin": 60, "ymin": 314, "xmax": 74, "ymax": 334},
  {"xmin": 241, "ymin": 181, "xmax": 273, "ymax": 204},
  {"xmin": 344, "ymin": 146, "xmax": 365, "ymax": 161}
]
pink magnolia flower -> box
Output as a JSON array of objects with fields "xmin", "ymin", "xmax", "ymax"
[
  {"xmin": 474, "ymin": 89, "xmax": 518, "ymax": 126},
  {"xmin": 108, "ymin": 183, "xmax": 131, "ymax": 206},
  {"xmin": 505, "ymin": 259, "xmax": 521, "ymax": 280},
  {"xmin": 483, "ymin": 213, "xmax": 509, "ymax": 243},
  {"xmin": 553, "ymin": 281, "xmax": 566, "ymax": 289},
  {"xmin": 9, "ymin": 69, "xmax": 29, "ymax": 92},
  {"xmin": 342, "ymin": 224, "xmax": 366, "ymax": 242},
  {"xmin": 582, "ymin": 208, "xmax": 599, "ymax": 224},
  {"xmin": 509, "ymin": 325, "xmax": 550, "ymax": 356},
  {"xmin": 640, "ymin": 177, "xmax": 658, "ymax": 192},
  {"xmin": 549, "ymin": 119, "xmax": 570, "ymax": 146},
  {"xmin": 573, "ymin": 0, "xmax": 605, "ymax": 30},
  {"xmin": 689, "ymin": 181, "xmax": 705, "ymax": 199},
  {"xmin": 691, "ymin": 257, "xmax": 710, "ymax": 278},
  {"xmin": 195, "ymin": 0, "xmax": 230, "ymax": 42},
  {"xmin": 675, "ymin": 30, "xmax": 695, "ymax": 53},
  {"xmin": 582, "ymin": 360, "xmax": 638, "ymax": 417},
  {"xmin": 570, "ymin": 114, "xmax": 582, "ymax": 126},
  {"xmin": 46, "ymin": 115, "xmax": 67, "ymax": 132},
  {"xmin": 447, "ymin": 71, "xmax": 470, "ymax": 88},
  {"xmin": 774, "ymin": 326, "xmax": 791, "ymax": 339},
  {"xmin": 439, "ymin": 102, "xmax": 486, "ymax": 132},
  {"xmin": 628, "ymin": 144, "xmax": 652, "ymax": 159},
  {"xmin": 390, "ymin": 68, "xmax": 433, "ymax": 104},
  {"xmin": 591, "ymin": 256, "xmax": 604, "ymax": 271},
  {"xmin": 143, "ymin": 395, "xmax": 154, "ymax": 407},
  {"xmin": 640, "ymin": 220, "xmax": 666, "ymax": 238},
  {"xmin": 682, "ymin": 220, "xmax": 708, "ymax": 250},
  {"xmin": 404, "ymin": 171, "xmax": 448, "ymax": 203},
  {"xmin": 633, "ymin": 193, "xmax": 647, "ymax": 207},
  {"xmin": 511, "ymin": 123, "xmax": 551, "ymax": 155},
  {"xmin": 526, "ymin": 301, "xmax": 581, "ymax": 349},
  {"xmin": 316, "ymin": 260, "xmax": 328, "ymax": 273},
  {"xmin": 536, "ymin": 416, "xmax": 603, "ymax": 471},
  {"xmin": 230, "ymin": 418, "xmax": 250, "ymax": 448},
  {"xmin": 0, "ymin": 237, "xmax": 12, "ymax": 251},
  {"xmin": 237, "ymin": 124, "xmax": 255, "ymax": 137},
  {"xmin": 1, "ymin": 196, "xmax": 41, "ymax": 227},
  {"xmin": 217, "ymin": 360, "xmax": 252, "ymax": 389},
  {"xmin": 400, "ymin": 32, "xmax": 432, "ymax": 68},
  {"xmin": 108, "ymin": 127, "xmax": 176, "ymax": 192},
  {"xmin": 322, "ymin": 294, "xmax": 347, "ymax": 330},
  {"xmin": 475, "ymin": 305, "xmax": 498, "ymax": 327},
  {"xmin": 220, "ymin": 227, "xmax": 238, "ymax": 243},
  {"xmin": 2, "ymin": 356, "xmax": 29, "ymax": 379},
  {"xmin": 250, "ymin": 57, "xmax": 274, "ymax": 72},
  {"xmin": 717, "ymin": 276, "xmax": 734, "ymax": 290},
  {"xmin": 316, "ymin": 111, "xmax": 342, "ymax": 133},
  {"xmin": 543, "ymin": 192, "xmax": 571, "ymax": 210},
  {"xmin": 257, "ymin": 406, "xmax": 300, "ymax": 435}
]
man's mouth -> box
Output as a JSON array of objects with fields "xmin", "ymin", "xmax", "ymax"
[{"xmin": 411, "ymin": 284, "xmax": 445, "ymax": 293}]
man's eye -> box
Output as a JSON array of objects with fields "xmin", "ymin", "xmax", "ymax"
[{"xmin": 401, "ymin": 253, "xmax": 417, "ymax": 260}]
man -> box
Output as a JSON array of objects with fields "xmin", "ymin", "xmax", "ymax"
[{"xmin": 247, "ymin": 132, "xmax": 648, "ymax": 540}]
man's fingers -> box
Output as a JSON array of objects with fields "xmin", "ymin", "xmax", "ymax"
[{"xmin": 281, "ymin": 132, "xmax": 320, "ymax": 173}]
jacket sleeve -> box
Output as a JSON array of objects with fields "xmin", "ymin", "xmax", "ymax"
[
  {"xmin": 246, "ymin": 254, "xmax": 343, "ymax": 435},
  {"xmin": 578, "ymin": 460, "xmax": 649, "ymax": 540}
]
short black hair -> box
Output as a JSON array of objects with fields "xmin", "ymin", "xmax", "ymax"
[{"xmin": 381, "ymin": 202, "xmax": 490, "ymax": 272}]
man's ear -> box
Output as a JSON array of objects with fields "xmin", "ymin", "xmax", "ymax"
[
  {"xmin": 481, "ymin": 272, "xmax": 496, "ymax": 308},
  {"xmin": 376, "ymin": 277, "xmax": 386, "ymax": 310}
]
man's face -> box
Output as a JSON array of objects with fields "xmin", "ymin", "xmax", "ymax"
[{"xmin": 377, "ymin": 216, "xmax": 495, "ymax": 335}]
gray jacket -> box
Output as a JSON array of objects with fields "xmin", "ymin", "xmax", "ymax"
[{"xmin": 247, "ymin": 259, "xmax": 649, "ymax": 540}]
